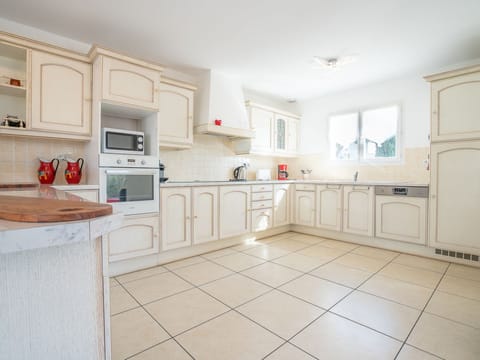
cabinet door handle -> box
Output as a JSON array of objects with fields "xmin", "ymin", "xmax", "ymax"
[
  {"xmin": 194, "ymin": 215, "xmax": 198, "ymax": 219},
  {"xmin": 186, "ymin": 216, "xmax": 190, "ymax": 220}
]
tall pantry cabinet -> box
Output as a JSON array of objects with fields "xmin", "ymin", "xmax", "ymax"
[{"xmin": 425, "ymin": 65, "xmax": 480, "ymax": 255}]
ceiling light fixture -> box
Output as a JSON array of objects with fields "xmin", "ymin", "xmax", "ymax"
[{"xmin": 312, "ymin": 55, "xmax": 358, "ymax": 70}]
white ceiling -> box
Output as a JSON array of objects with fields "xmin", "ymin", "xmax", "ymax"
[{"xmin": 1, "ymin": 0, "xmax": 480, "ymax": 100}]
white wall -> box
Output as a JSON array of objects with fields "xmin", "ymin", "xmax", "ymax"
[{"xmin": 299, "ymin": 75, "xmax": 430, "ymax": 154}]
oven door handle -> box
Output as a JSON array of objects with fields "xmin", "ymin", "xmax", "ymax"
[{"xmin": 104, "ymin": 169, "xmax": 158, "ymax": 176}]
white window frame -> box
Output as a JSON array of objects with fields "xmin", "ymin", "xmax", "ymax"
[{"xmin": 328, "ymin": 103, "xmax": 402, "ymax": 164}]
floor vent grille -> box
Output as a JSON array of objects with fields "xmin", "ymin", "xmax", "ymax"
[{"xmin": 435, "ymin": 248, "xmax": 479, "ymax": 262}]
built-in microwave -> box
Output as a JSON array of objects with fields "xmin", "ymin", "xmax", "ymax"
[{"xmin": 102, "ymin": 128, "xmax": 144, "ymax": 155}]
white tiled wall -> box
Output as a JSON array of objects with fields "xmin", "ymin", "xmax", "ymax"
[{"xmin": 0, "ymin": 136, "xmax": 87, "ymax": 184}]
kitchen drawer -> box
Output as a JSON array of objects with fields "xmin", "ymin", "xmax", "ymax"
[
  {"xmin": 251, "ymin": 200, "xmax": 273, "ymax": 209},
  {"xmin": 252, "ymin": 192, "xmax": 273, "ymax": 201},
  {"xmin": 296, "ymin": 184, "xmax": 315, "ymax": 191},
  {"xmin": 252, "ymin": 184, "xmax": 273, "ymax": 192}
]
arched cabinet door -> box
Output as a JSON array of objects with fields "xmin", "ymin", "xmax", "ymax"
[
  {"xmin": 31, "ymin": 50, "xmax": 92, "ymax": 136},
  {"xmin": 192, "ymin": 187, "xmax": 218, "ymax": 244},
  {"xmin": 342, "ymin": 185, "xmax": 374, "ymax": 236},
  {"xmin": 161, "ymin": 187, "xmax": 192, "ymax": 251},
  {"xmin": 273, "ymin": 184, "xmax": 290, "ymax": 227},
  {"xmin": 158, "ymin": 81, "xmax": 194, "ymax": 148},
  {"xmin": 294, "ymin": 188, "xmax": 315, "ymax": 227},
  {"xmin": 430, "ymin": 70, "xmax": 480, "ymax": 142},
  {"xmin": 316, "ymin": 185, "xmax": 342, "ymax": 231},
  {"xmin": 102, "ymin": 56, "xmax": 160, "ymax": 110},
  {"xmin": 219, "ymin": 185, "xmax": 251, "ymax": 238}
]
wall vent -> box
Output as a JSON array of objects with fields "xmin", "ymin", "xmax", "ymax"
[{"xmin": 435, "ymin": 248, "xmax": 479, "ymax": 262}]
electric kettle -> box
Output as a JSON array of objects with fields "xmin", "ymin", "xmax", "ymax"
[{"xmin": 233, "ymin": 163, "xmax": 248, "ymax": 181}]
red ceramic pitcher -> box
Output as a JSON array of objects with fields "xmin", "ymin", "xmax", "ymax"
[
  {"xmin": 37, "ymin": 158, "xmax": 59, "ymax": 184},
  {"xmin": 65, "ymin": 158, "xmax": 84, "ymax": 184}
]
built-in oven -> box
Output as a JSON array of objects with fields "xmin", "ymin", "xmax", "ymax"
[{"xmin": 99, "ymin": 154, "xmax": 159, "ymax": 215}]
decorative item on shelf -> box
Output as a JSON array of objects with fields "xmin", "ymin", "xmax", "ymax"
[
  {"xmin": 64, "ymin": 158, "xmax": 84, "ymax": 184},
  {"xmin": 9, "ymin": 78, "xmax": 21, "ymax": 87},
  {"xmin": 301, "ymin": 169, "xmax": 312, "ymax": 180},
  {"xmin": 1, "ymin": 114, "xmax": 25, "ymax": 128},
  {"xmin": 37, "ymin": 158, "xmax": 59, "ymax": 184},
  {"xmin": 214, "ymin": 119, "xmax": 222, "ymax": 126}
]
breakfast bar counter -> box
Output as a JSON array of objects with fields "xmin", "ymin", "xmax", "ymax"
[{"xmin": 0, "ymin": 185, "xmax": 122, "ymax": 360}]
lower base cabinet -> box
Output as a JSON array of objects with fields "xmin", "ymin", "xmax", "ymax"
[
  {"xmin": 192, "ymin": 187, "xmax": 218, "ymax": 244},
  {"xmin": 161, "ymin": 187, "xmax": 192, "ymax": 251},
  {"xmin": 107, "ymin": 214, "xmax": 160, "ymax": 262},
  {"xmin": 343, "ymin": 185, "xmax": 374, "ymax": 236},
  {"xmin": 219, "ymin": 185, "xmax": 251, "ymax": 238},
  {"xmin": 294, "ymin": 187, "xmax": 316, "ymax": 227},
  {"xmin": 252, "ymin": 208, "xmax": 272, "ymax": 232}
]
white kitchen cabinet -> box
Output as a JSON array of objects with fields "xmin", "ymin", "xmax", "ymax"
[
  {"xmin": 274, "ymin": 114, "xmax": 287, "ymax": 153},
  {"xmin": 250, "ymin": 106, "xmax": 274, "ymax": 153},
  {"xmin": 273, "ymin": 184, "xmax": 290, "ymax": 227},
  {"xmin": 428, "ymin": 67, "xmax": 480, "ymax": 142},
  {"xmin": 287, "ymin": 117, "xmax": 299, "ymax": 153},
  {"xmin": 343, "ymin": 185, "xmax": 374, "ymax": 236},
  {"xmin": 192, "ymin": 186, "xmax": 218, "ymax": 244},
  {"xmin": 219, "ymin": 185, "xmax": 251, "ymax": 238},
  {"xmin": 376, "ymin": 195, "xmax": 427, "ymax": 245},
  {"xmin": 429, "ymin": 141, "xmax": 480, "ymax": 252},
  {"xmin": 161, "ymin": 187, "xmax": 192, "ymax": 251},
  {"xmin": 158, "ymin": 78, "xmax": 195, "ymax": 149},
  {"xmin": 294, "ymin": 187, "xmax": 316, "ymax": 227},
  {"xmin": 316, "ymin": 185, "xmax": 342, "ymax": 231},
  {"xmin": 107, "ymin": 215, "xmax": 159, "ymax": 262},
  {"xmin": 31, "ymin": 50, "xmax": 92, "ymax": 136},
  {"xmin": 101, "ymin": 56, "xmax": 161, "ymax": 110},
  {"xmin": 251, "ymin": 208, "xmax": 272, "ymax": 232}
]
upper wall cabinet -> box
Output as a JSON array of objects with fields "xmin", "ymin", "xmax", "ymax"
[
  {"xmin": 158, "ymin": 78, "xmax": 195, "ymax": 149},
  {"xmin": 31, "ymin": 50, "xmax": 92, "ymax": 136},
  {"xmin": 90, "ymin": 47, "xmax": 163, "ymax": 111},
  {"xmin": 426, "ymin": 65, "xmax": 480, "ymax": 142},
  {"xmin": 238, "ymin": 101, "xmax": 300, "ymax": 157}
]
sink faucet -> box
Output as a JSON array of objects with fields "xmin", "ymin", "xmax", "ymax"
[{"xmin": 353, "ymin": 171, "xmax": 359, "ymax": 182}]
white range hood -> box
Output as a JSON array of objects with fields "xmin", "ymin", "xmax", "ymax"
[{"xmin": 194, "ymin": 70, "xmax": 254, "ymax": 138}]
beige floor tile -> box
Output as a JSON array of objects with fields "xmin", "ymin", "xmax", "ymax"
[
  {"xmin": 231, "ymin": 240, "xmax": 265, "ymax": 251},
  {"xmin": 352, "ymin": 246, "xmax": 399, "ymax": 261},
  {"xmin": 237, "ymin": 290, "xmax": 324, "ymax": 339},
  {"xmin": 332, "ymin": 291, "xmax": 420, "ymax": 340},
  {"xmin": 163, "ymin": 256, "xmax": 206, "ymax": 270},
  {"xmin": 310, "ymin": 262, "xmax": 372, "ymax": 288},
  {"xmin": 279, "ymin": 274, "xmax": 351, "ymax": 309},
  {"xmin": 145, "ymin": 288, "xmax": 229, "ymax": 335},
  {"xmin": 123, "ymin": 272, "xmax": 193, "ymax": 304},
  {"xmin": 408, "ymin": 313, "xmax": 480, "ymax": 360},
  {"xmin": 334, "ymin": 253, "xmax": 389, "ymax": 273},
  {"xmin": 273, "ymin": 252, "xmax": 329, "ymax": 272},
  {"xmin": 269, "ymin": 239, "xmax": 310, "ymax": 252},
  {"xmin": 200, "ymin": 274, "xmax": 272, "ymax": 307},
  {"xmin": 116, "ymin": 266, "xmax": 168, "ymax": 284},
  {"xmin": 393, "ymin": 254, "xmax": 448, "ymax": 273},
  {"xmin": 425, "ymin": 291, "xmax": 480, "ymax": 328},
  {"xmin": 359, "ymin": 274, "xmax": 433, "ymax": 309},
  {"xmin": 176, "ymin": 311, "xmax": 283, "ymax": 360},
  {"xmin": 256, "ymin": 236, "xmax": 284, "ymax": 244},
  {"xmin": 110, "ymin": 277, "xmax": 120, "ymax": 287},
  {"xmin": 291, "ymin": 312, "xmax": 401, "ymax": 359},
  {"xmin": 243, "ymin": 244, "xmax": 290, "ymax": 260},
  {"xmin": 289, "ymin": 234, "xmax": 325, "ymax": 245},
  {"xmin": 438, "ymin": 275, "xmax": 480, "ymax": 301},
  {"xmin": 264, "ymin": 342, "xmax": 316, "ymax": 360},
  {"xmin": 396, "ymin": 345, "xmax": 441, "ymax": 360},
  {"xmin": 319, "ymin": 239, "xmax": 358, "ymax": 251},
  {"xmin": 172, "ymin": 261, "xmax": 233, "ymax": 286},
  {"xmin": 447, "ymin": 263, "xmax": 480, "ymax": 282},
  {"xmin": 110, "ymin": 285, "xmax": 139, "ymax": 315},
  {"xmin": 111, "ymin": 307, "xmax": 170, "ymax": 360},
  {"xmin": 297, "ymin": 244, "xmax": 348, "ymax": 259},
  {"xmin": 201, "ymin": 248, "xmax": 237, "ymax": 259},
  {"xmin": 379, "ymin": 263, "xmax": 442, "ymax": 289},
  {"xmin": 212, "ymin": 252, "xmax": 265, "ymax": 271},
  {"xmin": 241, "ymin": 262, "xmax": 302, "ymax": 287},
  {"xmin": 129, "ymin": 339, "xmax": 192, "ymax": 360}
]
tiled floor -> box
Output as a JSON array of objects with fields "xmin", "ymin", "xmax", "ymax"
[{"xmin": 109, "ymin": 232, "xmax": 480, "ymax": 360}]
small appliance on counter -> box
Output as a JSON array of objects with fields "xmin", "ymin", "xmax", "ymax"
[
  {"xmin": 233, "ymin": 163, "xmax": 248, "ymax": 181},
  {"xmin": 159, "ymin": 161, "xmax": 168, "ymax": 183},
  {"xmin": 256, "ymin": 169, "xmax": 271, "ymax": 181},
  {"xmin": 278, "ymin": 164, "xmax": 289, "ymax": 180}
]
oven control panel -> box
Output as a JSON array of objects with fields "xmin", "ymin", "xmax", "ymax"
[{"xmin": 99, "ymin": 154, "xmax": 158, "ymax": 168}]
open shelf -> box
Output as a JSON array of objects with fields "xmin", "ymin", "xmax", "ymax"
[{"xmin": 0, "ymin": 82, "xmax": 26, "ymax": 97}]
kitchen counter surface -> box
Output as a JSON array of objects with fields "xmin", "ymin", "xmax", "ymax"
[
  {"xmin": 161, "ymin": 179, "xmax": 429, "ymax": 187},
  {"xmin": 0, "ymin": 185, "xmax": 122, "ymax": 254}
]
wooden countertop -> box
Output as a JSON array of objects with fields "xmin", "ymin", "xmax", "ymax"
[{"xmin": 0, "ymin": 195, "xmax": 112, "ymax": 222}]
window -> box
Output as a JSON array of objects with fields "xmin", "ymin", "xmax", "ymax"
[{"xmin": 329, "ymin": 105, "xmax": 400, "ymax": 161}]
